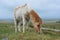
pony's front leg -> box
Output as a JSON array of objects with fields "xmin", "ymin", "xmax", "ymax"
[
  {"xmin": 26, "ymin": 21, "xmax": 30, "ymax": 31},
  {"xmin": 22, "ymin": 15, "xmax": 26, "ymax": 33},
  {"xmin": 33, "ymin": 23, "xmax": 41, "ymax": 34}
]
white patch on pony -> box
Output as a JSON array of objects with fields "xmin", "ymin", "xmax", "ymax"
[
  {"xmin": 15, "ymin": 4, "xmax": 32, "ymax": 18},
  {"xmin": 14, "ymin": 4, "xmax": 33, "ymax": 33}
]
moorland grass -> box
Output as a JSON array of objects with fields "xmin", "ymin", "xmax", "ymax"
[{"xmin": 0, "ymin": 22, "xmax": 60, "ymax": 40}]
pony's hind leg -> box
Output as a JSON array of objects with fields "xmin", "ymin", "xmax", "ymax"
[
  {"xmin": 18, "ymin": 22, "xmax": 22, "ymax": 32},
  {"xmin": 14, "ymin": 19, "xmax": 18, "ymax": 33}
]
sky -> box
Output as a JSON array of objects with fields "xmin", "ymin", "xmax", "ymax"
[{"xmin": 0, "ymin": 0, "xmax": 60, "ymax": 19}]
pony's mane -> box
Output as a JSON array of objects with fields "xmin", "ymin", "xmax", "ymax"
[
  {"xmin": 14, "ymin": 4, "xmax": 27, "ymax": 11},
  {"xmin": 14, "ymin": 3, "xmax": 40, "ymax": 18}
]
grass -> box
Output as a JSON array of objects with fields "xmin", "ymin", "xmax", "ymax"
[{"xmin": 0, "ymin": 22, "xmax": 60, "ymax": 40}]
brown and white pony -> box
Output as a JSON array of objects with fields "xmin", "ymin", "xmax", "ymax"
[{"xmin": 14, "ymin": 4, "xmax": 42, "ymax": 33}]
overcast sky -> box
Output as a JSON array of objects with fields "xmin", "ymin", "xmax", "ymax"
[{"xmin": 0, "ymin": 0, "xmax": 60, "ymax": 19}]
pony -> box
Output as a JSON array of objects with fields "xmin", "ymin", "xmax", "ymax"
[{"xmin": 14, "ymin": 4, "xmax": 42, "ymax": 33}]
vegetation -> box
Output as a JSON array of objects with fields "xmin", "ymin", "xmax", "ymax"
[
  {"xmin": 0, "ymin": 21, "xmax": 60, "ymax": 40},
  {"xmin": 56, "ymin": 21, "xmax": 60, "ymax": 23}
]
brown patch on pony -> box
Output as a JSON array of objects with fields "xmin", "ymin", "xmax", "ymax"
[
  {"xmin": 30, "ymin": 10, "xmax": 42, "ymax": 24},
  {"xmin": 30, "ymin": 10, "xmax": 42, "ymax": 33}
]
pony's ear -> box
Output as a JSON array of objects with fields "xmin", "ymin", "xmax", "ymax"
[
  {"xmin": 24, "ymin": 4, "xmax": 27, "ymax": 6},
  {"xmin": 25, "ymin": 4, "xmax": 27, "ymax": 5}
]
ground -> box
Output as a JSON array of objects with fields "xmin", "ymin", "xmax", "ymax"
[{"xmin": 0, "ymin": 21, "xmax": 60, "ymax": 40}]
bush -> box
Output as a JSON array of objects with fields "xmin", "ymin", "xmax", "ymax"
[{"xmin": 56, "ymin": 21, "xmax": 60, "ymax": 23}]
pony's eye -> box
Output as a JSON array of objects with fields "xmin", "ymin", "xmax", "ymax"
[{"xmin": 37, "ymin": 25, "xmax": 40, "ymax": 27}]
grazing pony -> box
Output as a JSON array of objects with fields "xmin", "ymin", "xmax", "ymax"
[{"xmin": 14, "ymin": 4, "xmax": 42, "ymax": 33}]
